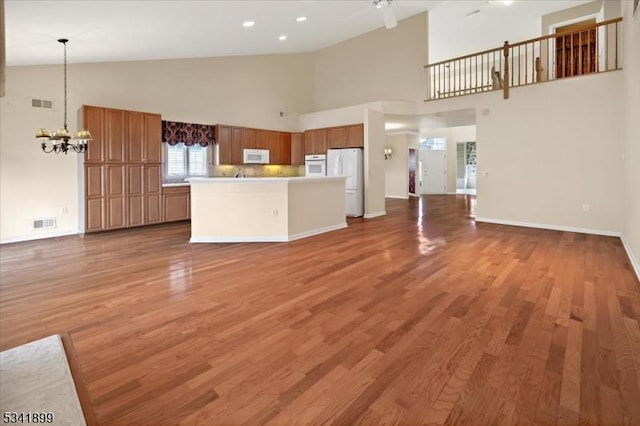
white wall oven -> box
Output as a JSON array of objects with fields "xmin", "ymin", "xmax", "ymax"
[{"xmin": 304, "ymin": 154, "xmax": 326, "ymax": 177}]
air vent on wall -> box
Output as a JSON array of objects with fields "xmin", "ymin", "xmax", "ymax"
[
  {"xmin": 32, "ymin": 218, "xmax": 56, "ymax": 230},
  {"xmin": 31, "ymin": 98, "xmax": 54, "ymax": 109}
]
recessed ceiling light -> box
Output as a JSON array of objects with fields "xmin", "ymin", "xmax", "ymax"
[
  {"xmin": 279, "ymin": 35, "xmax": 287, "ymax": 41},
  {"xmin": 296, "ymin": 16, "xmax": 307, "ymax": 22},
  {"xmin": 242, "ymin": 21, "xmax": 255, "ymax": 27}
]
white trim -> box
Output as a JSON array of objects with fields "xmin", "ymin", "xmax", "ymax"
[
  {"xmin": 364, "ymin": 211, "xmax": 386, "ymax": 219},
  {"xmin": 621, "ymin": 234, "xmax": 640, "ymax": 283},
  {"xmin": 446, "ymin": 192, "xmax": 458, "ymax": 195},
  {"xmin": 190, "ymin": 223, "xmax": 347, "ymax": 243},
  {"xmin": 475, "ymin": 217, "xmax": 621, "ymax": 237},
  {"xmin": 409, "ymin": 193, "xmax": 419, "ymax": 198},
  {"xmin": 385, "ymin": 195, "xmax": 409, "ymax": 200},
  {"xmin": 0, "ymin": 229, "xmax": 79, "ymax": 245}
]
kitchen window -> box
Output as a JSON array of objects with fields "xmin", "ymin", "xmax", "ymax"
[{"xmin": 166, "ymin": 143, "xmax": 208, "ymax": 178}]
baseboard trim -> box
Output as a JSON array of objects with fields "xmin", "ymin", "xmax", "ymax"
[
  {"xmin": 364, "ymin": 211, "xmax": 386, "ymax": 219},
  {"xmin": 385, "ymin": 195, "xmax": 409, "ymax": 200},
  {"xmin": 409, "ymin": 193, "xmax": 419, "ymax": 198},
  {"xmin": 190, "ymin": 223, "xmax": 348, "ymax": 243},
  {"xmin": 0, "ymin": 229, "xmax": 79, "ymax": 245},
  {"xmin": 475, "ymin": 217, "xmax": 621, "ymax": 237},
  {"xmin": 621, "ymin": 234, "xmax": 640, "ymax": 283}
]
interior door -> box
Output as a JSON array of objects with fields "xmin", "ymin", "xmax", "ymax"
[{"xmin": 419, "ymin": 150, "xmax": 446, "ymax": 194}]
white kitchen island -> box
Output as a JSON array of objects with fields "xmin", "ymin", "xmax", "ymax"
[{"xmin": 189, "ymin": 176, "xmax": 347, "ymax": 243}]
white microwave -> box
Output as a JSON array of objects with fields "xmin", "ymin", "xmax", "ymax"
[{"xmin": 243, "ymin": 149, "xmax": 269, "ymax": 164}]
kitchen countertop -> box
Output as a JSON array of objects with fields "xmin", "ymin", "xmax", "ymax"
[{"xmin": 188, "ymin": 176, "xmax": 343, "ymax": 184}]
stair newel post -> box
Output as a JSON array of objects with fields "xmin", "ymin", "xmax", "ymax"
[{"xmin": 503, "ymin": 40, "xmax": 510, "ymax": 99}]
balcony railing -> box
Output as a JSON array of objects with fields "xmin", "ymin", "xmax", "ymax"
[{"xmin": 424, "ymin": 17, "xmax": 623, "ymax": 101}]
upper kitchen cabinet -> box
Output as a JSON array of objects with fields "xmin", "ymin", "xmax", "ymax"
[
  {"xmin": 278, "ymin": 133, "xmax": 291, "ymax": 165},
  {"xmin": 144, "ymin": 113, "xmax": 162, "ymax": 163},
  {"xmin": 256, "ymin": 129, "xmax": 269, "ymax": 151},
  {"xmin": 231, "ymin": 126, "xmax": 244, "ymax": 165},
  {"xmin": 290, "ymin": 133, "xmax": 304, "ymax": 166},
  {"xmin": 126, "ymin": 111, "xmax": 145, "ymax": 163},
  {"xmin": 328, "ymin": 126, "xmax": 347, "ymax": 149},
  {"xmin": 346, "ymin": 124, "xmax": 364, "ymax": 148},
  {"xmin": 105, "ymin": 108, "xmax": 126, "ymax": 163},
  {"xmin": 243, "ymin": 128, "xmax": 257, "ymax": 149},
  {"xmin": 215, "ymin": 125, "xmax": 232, "ymax": 165},
  {"xmin": 267, "ymin": 131, "xmax": 280, "ymax": 165},
  {"xmin": 304, "ymin": 128, "xmax": 327, "ymax": 155},
  {"xmin": 83, "ymin": 106, "xmax": 105, "ymax": 163}
]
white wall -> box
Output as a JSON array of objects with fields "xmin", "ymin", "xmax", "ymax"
[
  {"xmin": 384, "ymin": 133, "xmax": 411, "ymax": 199},
  {"xmin": 364, "ymin": 109, "xmax": 386, "ymax": 217},
  {"xmin": 622, "ymin": 0, "xmax": 640, "ymax": 279},
  {"xmin": 312, "ymin": 12, "xmax": 428, "ymax": 112},
  {"xmin": 418, "ymin": 70, "xmax": 625, "ymax": 235},
  {"xmin": 421, "ymin": 125, "xmax": 477, "ymax": 193},
  {"xmin": 0, "ymin": 54, "xmax": 313, "ymax": 241}
]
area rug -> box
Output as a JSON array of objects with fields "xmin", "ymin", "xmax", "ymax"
[{"xmin": 0, "ymin": 335, "xmax": 86, "ymax": 426}]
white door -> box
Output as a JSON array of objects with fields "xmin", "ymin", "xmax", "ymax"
[{"xmin": 419, "ymin": 150, "xmax": 446, "ymax": 194}]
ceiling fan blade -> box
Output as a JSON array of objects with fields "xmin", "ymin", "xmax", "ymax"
[{"xmin": 381, "ymin": 7, "xmax": 397, "ymax": 29}]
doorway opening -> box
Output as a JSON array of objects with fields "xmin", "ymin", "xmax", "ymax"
[{"xmin": 456, "ymin": 141, "xmax": 476, "ymax": 195}]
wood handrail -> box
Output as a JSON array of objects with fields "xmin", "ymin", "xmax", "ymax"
[
  {"xmin": 509, "ymin": 17, "xmax": 622, "ymax": 48},
  {"xmin": 424, "ymin": 46, "xmax": 502, "ymax": 68}
]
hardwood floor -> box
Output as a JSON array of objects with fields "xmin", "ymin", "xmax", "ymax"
[{"xmin": 1, "ymin": 195, "xmax": 639, "ymax": 425}]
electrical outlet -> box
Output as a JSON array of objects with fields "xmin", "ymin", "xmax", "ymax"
[
  {"xmin": 582, "ymin": 203, "xmax": 590, "ymax": 212},
  {"xmin": 272, "ymin": 208, "xmax": 278, "ymax": 217},
  {"xmin": 60, "ymin": 206, "xmax": 68, "ymax": 214}
]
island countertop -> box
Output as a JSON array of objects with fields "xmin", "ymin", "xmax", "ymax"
[{"xmin": 188, "ymin": 176, "xmax": 345, "ymax": 184}]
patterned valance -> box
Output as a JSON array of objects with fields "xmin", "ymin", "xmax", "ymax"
[{"xmin": 161, "ymin": 120, "xmax": 214, "ymax": 147}]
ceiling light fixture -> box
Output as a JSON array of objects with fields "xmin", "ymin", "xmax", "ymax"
[
  {"xmin": 296, "ymin": 16, "xmax": 307, "ymax": 22},
  {"xmin": 384, "ymin": 148, "xmax": 393, "ymax": 160},
  {"xmin": 279, "ymin": 35, "xmax": 287, "ymax": 41},
  {"xmin": 373, "ymin": 0, "xmax": 392, "ymax": 9},
  {"xmin": 242, "ymin": 21, "xmax": 255, "ymax": 27},
  {"xmin": 35, "ymin": 39, "xmax": 92, "ymax": 154}
]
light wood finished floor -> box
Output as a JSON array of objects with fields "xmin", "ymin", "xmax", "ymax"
[{"xmin": 1, "ymin": 195, "xmax": 639, "ymax": 425}]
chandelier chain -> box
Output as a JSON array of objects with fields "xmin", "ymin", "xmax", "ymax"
[{"xmin": 63, "ymin": 41, "xmax": 68, "ymax": 130}]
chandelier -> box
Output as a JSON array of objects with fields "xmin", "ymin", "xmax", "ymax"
[{"xmin": 35, "ymin": 39, "xmax": 92, "ymax": 154}]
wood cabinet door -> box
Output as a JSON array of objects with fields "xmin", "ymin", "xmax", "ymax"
[
  {"xmin": 163, "ymin": 193, "xmax": 190, "ymax": 222},
  {"xmin": 105, "ymin": 109, "xmax": 126, "ymax": 163},
  {"xmin": 267, "ymin": 131, "xmax": 279, "ymax": 164},
  {"xmin": 278, "ymin": 133, "xmax": 291, "ymax": 165},
  {"xmin": 328, "ymin": 126, "xmax": 346, "ymax": 149},
  {"xmin": 256, "ymin": 129, "xmax": 269, "ymax": 150},
  {"xmin": 346, "ymin": 124, "xmax": 364, "ymax": 148},
  {"xmin": 231, "ymin": 127, "xmax": 244, "ymax": 165},
  {"xmin": 127, "ymin": 165, "xmax": 144, "ymax": 227},
  {"xmin": 314, "ymin": 128, "xmax": 327, "ymax": 155},
  {"xmin": 290, "ymin": 133, "xmax": 304, "ymax": 165},
  {"xmin": 84, "ymin": 164, "xmax": 104, "ymax": 232},
  {"xmin": 83, "ymin": 106, "xmax": 105, "ymax": 163},
  {"xmin": 304, "ymin": 131, "xmax": 313, "ymax": 155},
  {"xmin": 145, "ymin": 165, "xmax": 162, "ymax": 225},
  {"xmin": 105, "ymin": 165, "xmax": 126, "ymax": 229},
  {"xmin": 144, "ymin": 113, "xmax": 162, "ymax": 163},
  {"xmin": 126, "ymin": 111, "xmax": 144, "ymax": 163},
  {"xmin": 243, "ymin": 128, "xmax": 257, "ymax": 149},
  {"xmin": 216, "ymin": 125, "xmax": 232, "ymax": 165}
]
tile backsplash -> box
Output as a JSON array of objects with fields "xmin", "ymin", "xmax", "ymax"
[{"xmin": 210, "ymin": 165, "xmax": 304, "ymax": 177}]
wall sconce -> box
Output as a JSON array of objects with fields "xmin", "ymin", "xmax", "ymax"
[{"xmin": 384, "ymin": 148, "xmax": 393, "ymax": 160}]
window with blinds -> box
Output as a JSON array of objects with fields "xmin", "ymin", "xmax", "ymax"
[{"xmin": 166, "ymin": 143, "xmax": 208, "ymax": 178}]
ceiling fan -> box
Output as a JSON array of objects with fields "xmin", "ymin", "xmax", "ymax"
[{"xmin": 373, "ymin": 0, "xmax": 398, "ymax": 29}]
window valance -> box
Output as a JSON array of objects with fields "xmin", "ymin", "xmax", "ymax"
[{"xmin": 161, "ymin": 120, "xmax": 215, "ymax": 147}]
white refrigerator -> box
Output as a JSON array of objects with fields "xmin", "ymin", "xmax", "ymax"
[{"xmin": 327, "ymin": 148, "xmax": 364, "ymax": 217}]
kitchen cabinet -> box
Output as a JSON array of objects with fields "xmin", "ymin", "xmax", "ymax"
[
  {"xmin": 215, "ymin": 125, "xmax": 232, "ymax": 165},
  {"xmin": 328, "ymin": 126, "xmax": 347, "ymax": 149},
  {"xmin": 83, "ymin": 106, "xmax": 105, "ymax": 163},
  {"xmin": 231, "ymin": 126, "xmax": 244, "ymax": 165},
  {"xmin": 291, "ymin": 133, "xmax": 304, "ymax": 166},
  {"xmin": 83, "ymin": 105, "xmax": 163, "ymax": 233},
  {"xmin": 256, "ymin": 129, "xmax": 269, "ymax": 150},
  {"xmin": 278, "ymin": 132, "xmax": 291, "ymax": 165},
  {"xmin": 105, "ymin": 164, "xmax": 126, "ymax": 230},
  {"xmin": 105, "ymin": 109, "xmax": 126, "ymax": 163},
  {"xmin": 346, "ymin": 124, "xmax": 364, "ymax": 148},
  {"xmin": 304, "ymin": 128, "xmax": 327, "ymax": 155},
  {"xmin": 243, "ymin": 128, "xmax": 257, "ymax": 149},
  {"xmin": 163, "ymin": 186, "xmax": 190, "ymax": 222},
  {"xmin": 267, "ymin": 131, "xmax": 280, "ymax": 164}
]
